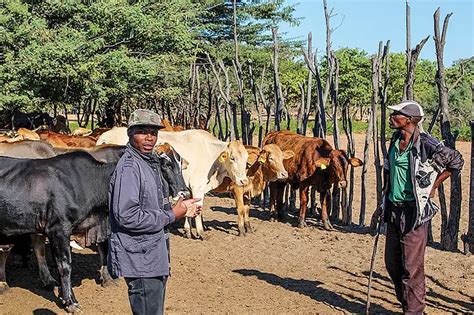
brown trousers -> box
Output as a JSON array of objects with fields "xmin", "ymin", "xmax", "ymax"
[{"xmin": 384, "ymin": 201, "xmax": 428, "ymax": 315}]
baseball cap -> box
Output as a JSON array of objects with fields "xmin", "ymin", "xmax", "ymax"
[
  {"xmin": 387, "ymin": 100, "xmax": 424, "ymax": 117},
  {"xmin": 128, "ymin": 109, "xmax": 165, "ymax": 129}
]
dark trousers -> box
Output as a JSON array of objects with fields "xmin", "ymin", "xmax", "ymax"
[
  {"xmin": 125, "ymin": 276, "xmax": 168, "ymax": 315},
  {"xmin": 384, "ymin": 201, "xmax": 428, "ymax": 314}
]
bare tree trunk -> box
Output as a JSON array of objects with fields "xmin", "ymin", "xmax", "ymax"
[
  {"xmin": 215, "ymin": 96, "xmax": 224, "ymax": 140},
  {"xmin": 403, "ymin": 1, "xmax": 429, "ymax": 100},
  {"xmin": 403, "ymin": 0, "xmax": 411, "ymax": 101},
  {"xmin": 330, "ymin": 56, "xmax": 341, "ymax": 222},
  {"xmin": 206, "ymin": 53, "xmax": 237, "ymax": 141},
  {"xmin": 272, "ymin": 28, "xmax": 284, "ymax": 131},
  {"xmin": 232, "ymin": 0, "xmax": 249, "ymax": 143},
  {"xmin": 91, "ymin": 99, "xmax": 97, "ymax": 130},
  {"xmin": 342, "ymin": 101, "xmax": 355, "ymax": 225},
  {"xmin": 462, "ymin": 115, "xmax": 474, "ymax": 255},
  {"xmin": 323, "ymin": 0, "xmax": 334, "ymax": 108},
  {"xmin": 373, "ymin": 43, "xmax": 383, "ymax": 207},
  {"xmin": 302, "ymin": 46, "xmax": 326, "ymax": 138},
  {"xmin": 257, "ymin": 65, "xmax": 271, "ymax": 137},
  {"xmin": 360, "ymin": 105, "xmax": 373, "ymax": 227},
  {"xmin": 249, "ymin": 60, "xmax": 263, "ymax": 146},
  {"xmin": 297, "ymin": 82, "xmax": 305, "ymax": 135},
  {"xmin": 434, "ymin": 8, "xmax": 461, "ymax": 252},
  {"xmin": 380, "ymin": 41, "xmax": 390, "ymax": 159},
  {"xmin": 204, "ymin": 67, "xmax": 214, "ymax": 129}
]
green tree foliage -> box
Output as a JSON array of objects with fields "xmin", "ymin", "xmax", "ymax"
[{"xmin": 0, "ymin": 0, "xmax": 203, "ymax": 112}]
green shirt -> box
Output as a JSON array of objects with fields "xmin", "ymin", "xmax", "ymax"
[{"xmin": 388, "ymin": 137, "xmax": 415, "ymax": 203}]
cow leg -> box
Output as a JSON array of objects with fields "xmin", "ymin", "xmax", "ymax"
[
  {"xmin": 97, "ymin": 241, "xmax": 117, "ymax": 287},
  {"xmin": 268, "ymin": 182, "xmax": 277, "ymax": 221},
  {"xmin": 244, "ymin": 200, "xmax": 252, "ymax": 234},
  {"xmin": 30, "ymin": 234, "xmax": 56, "ymax": 289},
  {"xmin": 233, "ymin": 186, "xmax": 246, "ymax": 236},
  {"xmin": 48, "ymin": 231, "xmax": 81, "ymax": 313},
  {"xmin": 184, "ymin": 217, "xmax": 192, "ymax": 239},
  {"xmin": 275, "ymin": 183, "xmax": 286, "ymax": 221},
  {"xmin": 194, "ymin": 214, "xmax": 209, "ymax": 240},
  {"xmin": 320, "ymin": 190, "xmax": 333, "ymax": 230},
  {"xmin": 298, "ymin": 185, "xmax": 309, "ymax": 228},
  {"xmin": 0, "ymin": 246, "xmax": 12, "ymax": 294}
]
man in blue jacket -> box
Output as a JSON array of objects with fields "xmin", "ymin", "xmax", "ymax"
[{"xmin": 108, "ymin": 109, "xmax": 201, "ymax": 315}]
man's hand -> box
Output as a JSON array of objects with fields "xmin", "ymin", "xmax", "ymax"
[
  {"xmin": 369, "ymin": 206, "xmax": 383, "ymax": 236},
  {"xmin": 172, "ymin": 198, "xmax": 202, "ymax": 219}
]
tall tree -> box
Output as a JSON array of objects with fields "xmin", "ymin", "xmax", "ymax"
[{"xmin": 433, "ymin": 8, "xmax": 462, "ymax": 251}]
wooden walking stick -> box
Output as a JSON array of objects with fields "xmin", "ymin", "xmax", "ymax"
[{"xmin": 366, "ymin": 214, "xmax": 382, "ymax": 314}]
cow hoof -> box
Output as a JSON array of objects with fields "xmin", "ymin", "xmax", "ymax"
[
  {"xmin": 101, "ymin": 275, "xmax": 119, "ymax": 288},
  {"xmin": 323, "ymin": 220, "xmax": 334, "ymax": 230},
  {"xmin": 100, "ymin": 266, "xmax": 118, "ymax": 288},
  {"xmin": 184, "ymin": 230, "xmax": 192, "ymax": 239},
  {"xmin": 101, "ymin": 278, "xmax": 119, "ymax": 288},
  {"xmin": 298, "ymin": 221, "xmax": 307, "ymax": 228},
  {"xmin": 324, "ymin": 224, "xmax": 334, "ymax": 231},
  {"xmin": 42, "ymin": 279, "xmax": 57, "ymax": 290},
  {"xmin": 66, "ymin": 303, "xmax": 83, "ymax": 313},
  {"xmin": 244, "ymin": 223, "xmax": 252, "ymax": 233},
  {"xmin": 198, "ymin": 233, "xmax": 210, "ymax": 241},
  {"xmin": 0, "ymin": 282, "xmax": 9, "ymax": 294}
]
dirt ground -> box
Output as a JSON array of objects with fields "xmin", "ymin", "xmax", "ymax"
[{"xmin": 0, "ymin": 133, "xmax": 472, "ymax": 314}]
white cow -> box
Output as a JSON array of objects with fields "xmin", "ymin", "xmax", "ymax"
[{"xmin": 97, "ymin": 127, "xmax": 249, "ymax": 239}]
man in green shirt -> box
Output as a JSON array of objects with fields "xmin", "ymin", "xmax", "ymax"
[{"xmin": 372, "ymin": 100, "xmax": 463, "ymax": 314}]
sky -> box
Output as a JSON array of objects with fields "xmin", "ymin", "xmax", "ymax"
[{"xmin": 279, "ymin": 0, "xmax": 474, "ymax": 66}]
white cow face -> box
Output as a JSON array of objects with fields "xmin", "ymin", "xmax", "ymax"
[{"xmin": 219, "ymin": 140, "xmax": 249, "ymax": 186}]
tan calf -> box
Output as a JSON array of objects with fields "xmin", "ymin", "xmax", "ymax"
[{"xmin": 214, "ymin": 144, "xmax": 294, "ymax": 236}]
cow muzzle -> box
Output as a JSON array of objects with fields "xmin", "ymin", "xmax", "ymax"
[
  {"xmin": 174, "ymin": 190, "xmax": 191, "ymax": 200},
  {"xmin": 277, "ymin": 171, "xmax": 288, "ymax": 180},
  {"xmin": 338, "ymin": 181, "xmax": 347, "ymax": 189},
  {"xmin": 236, "ymin": 178, "xmax": 249, "ymax": 186}
]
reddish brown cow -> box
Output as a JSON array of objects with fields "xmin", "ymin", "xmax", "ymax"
[
  {"xmin": 89, "ymin": 127, "xmax": 111, "ymax": 140},
  {"xmin": 37, "ymin": 130, "xmax": 97, "ymax": 148},
  {"xmin": 263, "ymin": 131, "xmax": 363, "ymax": 230}
]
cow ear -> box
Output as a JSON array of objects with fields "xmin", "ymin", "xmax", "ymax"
[
  {"xmin": 258, "ymin": 151, "xmax": 268, "ymax": 164},
  {"xmin": 349, "ymin": 157, "xmax": 363, "ymax": 167},
  {"xmin": 181, "ymin": 158, "xmax": 189, "ymax": 170},
  {"xmin": 219, "ymin": 151, "xmax": 228, "ymax": 163},
  {"xmin": 246, "ymin": 151, "xmax": 259, "ymax": 167},
  {"xmin": 282, "ymin": 150, "xmax": 294, "ymax": 160},
  {"xmin": 315, "ymin": 158, "xmax": 331, "ymax": 170}
]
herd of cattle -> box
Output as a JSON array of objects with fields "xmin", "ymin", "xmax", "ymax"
[{"xmin": 0, "ymin": 119, "xmax": 362, "ymax": 312}]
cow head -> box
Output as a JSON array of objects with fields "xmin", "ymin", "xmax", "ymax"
[
  {"xmin": 315, "ymin": 150, "xmax": 363, "ymax": 188},
  {"xmin": 156, "ymin": 143, "xmax": 191, "ymax": 200},
  {"xmin": 219, "ymin": 140, "xmax": 249, "ymax": 186},
  {"xmin": 258, "ymin": 144, "xmax": 294, "ymax": 182}
]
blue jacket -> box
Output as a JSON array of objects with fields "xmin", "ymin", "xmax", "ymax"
[{"xmin": 108, "ymin": 144, "xmax": 175, "ymax": 278}]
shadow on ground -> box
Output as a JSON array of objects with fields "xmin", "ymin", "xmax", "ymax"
[{"xmin": 233, "ymin": 268, "xmax": 394, "ymax": 313}]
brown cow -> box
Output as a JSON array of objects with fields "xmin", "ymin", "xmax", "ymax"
[
  {"xmin": 89, "ymin": 127, "xmax": 111, "ymax": 140},
  {"xmin": 162, "ymin": 118, "xmax": 184, "ymax": 131},
  {"xmin": 0, "ymin": 128, "xmax": 40, "ymax": 143},
  {"xmin": 213, "ymin": 144, "xmax": 294, "ymax": 236},
  {"xmin": 37, "ymin": 130, "xmax": 97, "ymax": 148},
  {"xmin": 263, "ymin": 131, "xmax": 363, "ymax": 230}
]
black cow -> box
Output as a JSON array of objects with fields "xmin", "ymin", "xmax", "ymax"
[
  {"xmin": 0, "ymin": 143, "xmax": 190, "ymax": 308},
  {"xmin": 0, "ymin": 152, "xmax": 115, "ymax": 312},
  {"xmin": 0, "ymin": 109, "xmax": 53, "ymax": 130}
]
